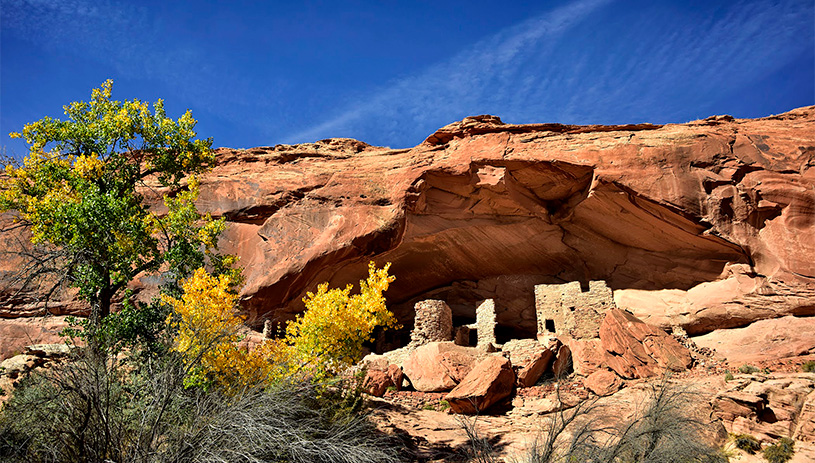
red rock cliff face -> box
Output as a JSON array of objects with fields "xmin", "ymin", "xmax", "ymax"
[
  {"xmin": 3, "ymin": 107, "xmax": 815, "ymax": 350},
  {"xmin": 191, "ymin": 107, "xmax": 815, "ymax": 338}
]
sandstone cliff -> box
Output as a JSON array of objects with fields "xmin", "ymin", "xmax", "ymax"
[{"xmin": 2, "ymin": 107, "xmax": 815, "ymax": 357}]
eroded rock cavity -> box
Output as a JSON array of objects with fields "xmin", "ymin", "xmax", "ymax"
[{"xmin": 316, "ymin": 160, "xmax": 747, "ymax": 338}]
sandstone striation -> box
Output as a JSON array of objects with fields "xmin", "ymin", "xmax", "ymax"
[
  {"xmin": 600, "ymin": 308, "xmax": 693, "ymax": 379},
  {"xmin": 3, "ymin": 107, "xmax": 815, "ymax": 361},
  {"xmin": 713, "ymin": 374, "xmax": 815, "ymax": 443}
]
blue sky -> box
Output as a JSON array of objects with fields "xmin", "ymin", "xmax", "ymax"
[{"xmin": 1, "ymin": 0, "xmax": 813, "ymax": 157}]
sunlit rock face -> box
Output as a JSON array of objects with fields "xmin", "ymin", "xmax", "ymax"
[
  {"xmin": 208, "ymin": 108, "xmax": 814, "ymax": 339},
  {"xmin": 3, "ymin": 107, "xmax": 815, "ymax": 354}
]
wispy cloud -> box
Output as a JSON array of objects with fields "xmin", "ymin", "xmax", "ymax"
[
  {"xmin": 285, "ymin": 0, "xmax": 614, "ymax": 145},
  {"xmin": 285, "ymin": 0, "xmax": 813, "ymax": 147},
  {"xmin": 2, "ymin": 0, "xmax": 154, "ymax": 75},
  {"xmin": 1, "ymin": 0, "xmax": 264, "ymax": 126}
]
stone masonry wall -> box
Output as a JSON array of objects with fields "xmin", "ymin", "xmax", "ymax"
[
  {"xmin": 535, "ymin": 280, "xmax": 614, "ymax": 339},
  {"xmin": 474, "ymin": 299, "xmax": 497, "ymax": 348},
  {"xmin": 410, "ymin": 299, "xmax": 453, "ymax": 346}
]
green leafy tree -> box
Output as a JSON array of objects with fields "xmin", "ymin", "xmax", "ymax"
[{"xmin": 0, "ymin": 80, "xmax": 224, "ymax": 336}]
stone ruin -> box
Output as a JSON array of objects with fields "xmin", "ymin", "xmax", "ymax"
[
  {"xmin": 409, "ymin": 299, "xmax": 453, "ymax": 346},
  {"xmin": 405, "ymin": 280, "xmax": 615, "ymax": 351},
  {"xmin": 404, "ymin": 297, "xmax": 498, "ymax": 351},
  {"xmin": 454, "ymin": 299, "xmax": 497, "ymax": 350},
  {"xmin": 534, "ymin": 280, "xmax": 615, "ymax": 340}
]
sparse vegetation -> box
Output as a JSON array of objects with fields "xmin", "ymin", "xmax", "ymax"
[
  {"xmin": 763, "ymin": 437, "xmax": 794, "ymax": 463},
  {"xmin": 802, "ymin": 360, "xmax": 815, "ymax": 373},
  {"xmin": 459, "ymin": 378, "xmax": 725, "ymax": 463},
  {"xmin": 458, "ymin": 415, "xmax": 499, "ymax": 463},
  {"xmin": 738, "ymin": 365, "xmax": 759, "ymax": 374},
  {"xmin": 724, "ymin": 371, "xmax": 734, "ymax": 381},
  {"xmin": 421, "ymin": 399, "xmax": 451, "ymax": 412},
  {"xmin": 732, "ymin": 433, "xmax": 761, "ymax": 454},
  {"xmin": 0, "ymin": 354, "xmax": 399, "ymax": 463}
]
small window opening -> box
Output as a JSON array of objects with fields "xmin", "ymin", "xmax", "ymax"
[
  {"xmin": 469, "ymin": 329, "xmax": 478, "ymax": 346},
  {"xmin": 545, "ymin": 319, "xmax": 556, "ymax": 333}
]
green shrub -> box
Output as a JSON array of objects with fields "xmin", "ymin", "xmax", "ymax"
[
  {"xmin": 802, "ymin": 360, "xmax": 815, "ymax": 373},
  {"xmin": 763, "ymin": 437, "xmax": 794, "ymax": 463},
  {"xmin": 724, "ymin": 371, "xmax": 734, "ymax": 381},
  {"xmin": 738, "ymin": 364, "xmax": 759, "ymax": 374},
  {"xmin": 0, "ymin": 352, "xmax": 398, "ymax": 463},
  {"xmin": 732, "ymin": 433, "xmax": 761, "ymax": 454}
]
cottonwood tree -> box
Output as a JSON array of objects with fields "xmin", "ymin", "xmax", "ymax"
[{"xmin": 0, "ymin": 80, "xmax": 226, "ymax": 338}]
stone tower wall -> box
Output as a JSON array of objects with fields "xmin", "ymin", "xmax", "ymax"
[{"xmin": 410, "ymin": 299, "xmax": 453, "ymax": 346}]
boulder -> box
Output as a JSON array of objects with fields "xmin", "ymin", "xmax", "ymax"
[
  {"xmin": 600, "ymin": 309, "xmax": 692, "ymax": 379},
  {"xmin": 402, "ymin": 342, "xmax": 482, "ymax": 392},
  {"xmin": 693, "ymin": 316, "xmax": 815, "ymax": 365},
  {"xmin": 361, "ymin": 355, "xmax": 405, "ymax": 397},
  {"xmin": 502, "ymin": 338, "xmax": 556, "ymax": 387},
  {"xmin": 568, "ymin": 338, "xmax": 605, "ymax": 376},
  {"xmin": 0, "ymin": 354, "xmax": 38, "ymax": 379},
  {"xmin": 438, "ymin": 351, "xmax": 477, "ymax": 383},
  {"xmin": 363, "ymin": 368, "xmax": 395, "ymax": 397},
  {"xmin": 713, "ymin": 374, "xmax": 815, "ymax": 442},
  {"xmin": 584, "ymin": 369, "xmax": 623, "ymax": 396},
  {"xmin": 552, "ymin": 344, "xmax": 573, "ymax": 379},
  {"xmin": 446, "ymin": 355, "xmax": 515, "ymax": 414},
  {"xmin": 25, "ymin": 343, "xmax": 71, "ymax": 357},
  {"xmin": 388, "ymin": 363, "xmax": 404, "ymax": 390}
]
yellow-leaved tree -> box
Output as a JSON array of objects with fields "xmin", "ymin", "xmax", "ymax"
[
  {"xmin": 164, "ymin": 268, "xmax": 269, "ymax": 392},
  {"xmin": 278, "ymin": 261, "xmax": 398, "ymax": 381},
  {"xmin": 166, "ymin": 262, "xmax": 398, "ymax": 392}
]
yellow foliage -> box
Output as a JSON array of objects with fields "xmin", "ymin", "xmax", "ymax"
[
  {"xmin": 164, "ymin": 268, "xmax": 269, "ymax": 393},
  {"xmin": 281, "ymin": 261, "xmax": 398, "ymax": 381},
  {"xmin": 165, "ymin": 262, "xmax": 398, "ymax": 391},
  {"xmin": 73, "ymin": 154, "xmax": 104, "ymax": 179}
]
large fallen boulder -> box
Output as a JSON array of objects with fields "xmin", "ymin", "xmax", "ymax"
[
  {"xmin": 445, "ymin": 355, "xmax": 515, "ymax": 414},
  {"xmin": 584, "ymin": 368, "xmax": 623, "ymax": 397},
  {"xmin": 402, "ymin": 342, "xmax": 483, "ymax": 392},
  {"xmin": 600, "ymin": 309, "xmax": 693, "ymax": 379},
  {"xmin": 502, "ymin": 338, "xmax": 557, "ymax": 387},
  {"xmin": 361, "ymin": 356, "xmax": 405, "ymax": 397}
]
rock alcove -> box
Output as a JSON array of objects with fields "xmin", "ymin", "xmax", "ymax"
[
  {"xmin": 250, "ymin": 159, "xmax": 749, "ymax": 345},
  {"xmin": 4, "ymin": 108, "xmax": 814, "ymax": 359}
]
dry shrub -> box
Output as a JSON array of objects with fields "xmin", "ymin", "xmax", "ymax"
[{"xmin": 0, "ymin": 347, "xmax": 399, "ymax": 463}]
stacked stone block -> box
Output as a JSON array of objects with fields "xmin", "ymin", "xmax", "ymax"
[
  {"xmin": 409, "ymin": 299, "xmax": 453, "ymax": 346},
  {"xmin": 534, "ymin": 280, "xmax": 614, "ymax": 339}
]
